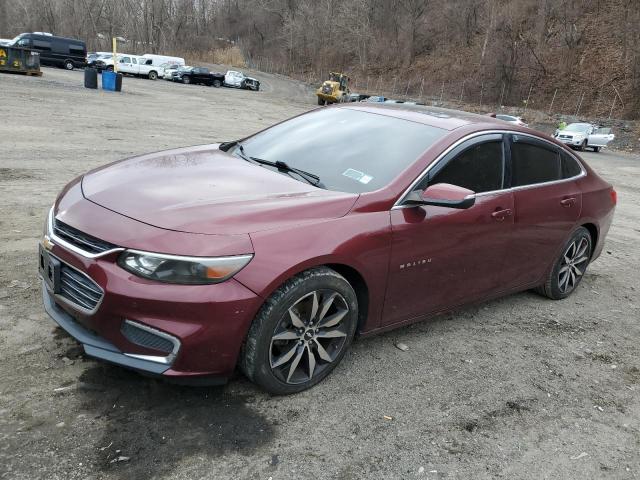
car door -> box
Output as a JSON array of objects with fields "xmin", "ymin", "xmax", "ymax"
[
  {"xmin": 501, "ymin": 135, "xmax": 583, "ymax": 288},
  {"xmin": 118, "ymin": 56, "xmax": 133, "ymax": 74},
  {"xmin": 588, "ymin": 127, "xmax": 614, "ymax": 147},
  {"xmin": 383, "ymin": 134, "xmax": 514, "ymax": 326}
]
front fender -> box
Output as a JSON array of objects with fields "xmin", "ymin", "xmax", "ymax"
[{"xmin": 233, "ymin": 212, "xmax": 392, "ymax": 331}]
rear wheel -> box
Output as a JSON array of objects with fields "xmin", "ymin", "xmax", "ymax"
[
  {"xmin": 148, "ymin": 70, "xmax": 158, "ymax": 80},
  {"xmin": 213, "ymin": 79, "xmax": 222, "ymax": 88},
  {"xmin": 240, "ymin": 267, "xmax": 358, "ymax": 395},
  {"xmin": 64, "ymin": 60, "xmax": 74, "ymax": 70},
  {"xmin": 535, "ymin": 227, "xmax": 592, "ymax": 300},
  {"xmin": 182, "ymin": 76, "xmax": 190, "ymax": 84}
]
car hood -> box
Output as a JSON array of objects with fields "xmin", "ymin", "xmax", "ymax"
[{"xmin": 81, "ymin": 145, "xmax": 358, "ymax": 235}]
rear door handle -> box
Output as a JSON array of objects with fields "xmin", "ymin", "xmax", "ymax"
[
  {"xmin": 491, "ymin": 208, "xmax": 513, "ymax": 221},
  {"xmin": 560, "ymin": 197, "xmax": 576, "ymax": 207}
]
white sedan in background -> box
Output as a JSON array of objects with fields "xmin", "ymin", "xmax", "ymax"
[{"xmin": 493, "ymin": 114, "xmax": 528, "ymax": 127}]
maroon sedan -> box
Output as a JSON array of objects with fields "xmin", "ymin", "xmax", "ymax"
[{"xmin": 39, "ymin": 105, "xmax": 616, "ymax": 394}]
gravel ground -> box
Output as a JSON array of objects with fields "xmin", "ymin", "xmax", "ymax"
[{"xmin": 0, "ymin": 67, "xmax": 639, "ymax": 480}]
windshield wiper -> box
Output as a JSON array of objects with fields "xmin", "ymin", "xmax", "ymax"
[{"xmin": 232, "ymin": 144, "xmax": 322, "ymax": 187}]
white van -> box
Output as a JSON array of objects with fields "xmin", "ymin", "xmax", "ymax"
[{"xmin": 141, "ymin": 54, "xmax": 185, "ymax": 68}]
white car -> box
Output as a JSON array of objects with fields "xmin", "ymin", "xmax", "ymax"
[
  {"xmin": 161, "ymin": 63, "xmax": 182, "ymax": 79},
  {"xmin": 494, "ymin": 114, "xmax": 528, "ymax": 127},
  {"xmin": 554, "ymin": 123, "xmax": 615, "ymax": 152},
  {"xmin": 224, "ymin": 70, "xmax": 260, "ymax": 90}
]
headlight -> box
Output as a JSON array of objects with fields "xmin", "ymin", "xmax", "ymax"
[{"xmin": 118, "ymin": 250, "xmax": 253, "ymax": 284}]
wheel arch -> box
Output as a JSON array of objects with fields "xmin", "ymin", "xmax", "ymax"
[
  {"xmin": 246, "ymin": 259, "xmax": 372, "ymax": 334},
  {"xmin": 580, "ymin": 222, "xmax": 599, "ymax": 258}
]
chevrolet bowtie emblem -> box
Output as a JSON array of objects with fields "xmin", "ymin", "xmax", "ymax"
[{"xmin": 42, "ymin": 236, "xmax": 55, "ymax": 251}]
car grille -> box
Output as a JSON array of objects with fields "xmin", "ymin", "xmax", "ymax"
[
  {"xmin": 322, "ymin": 84, "xmax": 332, "ymax": 94},
  {"xmin": 54, "ymin": 219, "xmax": 118, "ymax": 254},
  {"xmin": 121, "ymin": 321, "xmax": 175, "ymax": 354},
  {"xmin": 59, "ymin": 264, "xmax": 103, "ymax": 311},
  {"xmin": 559, "ymin": 134, "xmax": 573, "ymax": 139}
]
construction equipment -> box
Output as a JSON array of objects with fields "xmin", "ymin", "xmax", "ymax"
[
  {"xmin": 0, "ymin": 46, "xmax": 41, "ymax": 76},
  {"xmin": 316, "ymin": 72, "xmax": 349, "ymax": 105}
]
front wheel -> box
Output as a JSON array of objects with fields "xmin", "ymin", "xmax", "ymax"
[
  {"xmin": 579, "ymin": 140, "xmax": 587, "ymax": 151},
  {"xmin": 593, "ymin": 146, "xmax": 600, "ymax": 152},
  {"xmin": 535, "ymin": 227, "xmax": 592, "ymax": 300},
  {"xmin": 182, "ymin": 76, "xmax": 190, "ymax": 84},
  {"xmin": 64, "ymin": 60, "xmax": 74, "ymax": 70},
  {"xmin": 240, "ymin": 267, "xmax": 358, "ymax": 395},
  {"xmin": 317, "ymin": 97, "xmax": 325, "ymax": 106},
  {"xmin": 148, "ymin": 71, "xmax": 158, "ymax": 80},
  {"xmin": 213, "ymin": 79, "xmax": 221, "ymax": 87}
]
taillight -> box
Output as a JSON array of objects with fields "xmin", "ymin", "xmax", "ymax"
[{"xmin": 610, "ymin": 189, "xmax": 617, "ymax": 205}]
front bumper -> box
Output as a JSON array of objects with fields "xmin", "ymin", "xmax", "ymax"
[
  {"xmin": 40, "ymin": 201, "xmax": 263, "ymax": 383},
  {"xmin": 556, "ymin": 136, "xmax": 584, "ymax": 146}
]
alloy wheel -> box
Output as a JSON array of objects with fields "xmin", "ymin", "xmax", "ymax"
[
  {"xmin": 269, "ymin": 290, "xmax": 349, "ymax": 385},
  {"xmin": 558, "ymin": 236, "xmax": 590, "ymax": 294}
]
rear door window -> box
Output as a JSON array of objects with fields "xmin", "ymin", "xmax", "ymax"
[
  {"xmin": 69, "ymin": 44, "xmax": 85, "ymax": 56},
  {"xmin": 510, "ymin": 138, "xmax": 561, "ymax": 187}
]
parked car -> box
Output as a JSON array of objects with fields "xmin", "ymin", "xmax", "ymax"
[
  {"xmin": 364, "ymin": 95, "xmax": 387, "ymax": 102},
  {"xmin": 224, "ymin": 70, "xmax": 261, "ymax": 90},
  {"xmin": 173, "ymin": 66, "xmax": 224, "ymax": 86},
  {"xmin": 86, "ymin": 52, "xmax": 113, "ymax": 70},
  {"xmin": 161, "ymin": 63, "xmax": 182, "ymax": 79},
  {"xmin": 491, "ymin": 114, "xmax": 528, "ymax": 127},
  {"xmin": 116, "ymin": 55, "xmax": 163, "ymax": 80},
  {"xmin": 554, "ymin": 123, "xmax": 615, "ymax": 152},
  {"xmin": 39, "ymin": 105, "xmax": 616, "ymax": 394},
  {"xmin": 9, "ymin": 32, "xmax": 86, "ymax": 70}
]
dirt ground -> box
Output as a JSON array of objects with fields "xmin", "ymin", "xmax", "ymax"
[{"xmin": 0, "ymin": 67, "xmax": 638, "ymax": 480}]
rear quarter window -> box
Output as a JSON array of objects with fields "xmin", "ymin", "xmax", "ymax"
[{"xmin": 561, "ymin": 151, "xmax": 583, "ymax": 178}]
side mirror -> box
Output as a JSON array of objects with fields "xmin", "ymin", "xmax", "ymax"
[{"xmin": 404, "ymin": 183, "xmax": 476, "ymax": 209}]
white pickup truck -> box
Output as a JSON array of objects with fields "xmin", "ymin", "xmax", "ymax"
[{"xmin": 116, "ymin": 55, "xmax": 163, "ymax": 80}]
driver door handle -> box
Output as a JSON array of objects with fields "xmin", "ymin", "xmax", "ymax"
[
  {"xmin": 491, "ymin": 208, "xmax": 512, "ymax": 221},
  {"xmin": 560, "ymin": 197, "xmax": 576, "ymax": 207}
]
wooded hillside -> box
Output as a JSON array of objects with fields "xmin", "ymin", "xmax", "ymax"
[{"xmin": 1, "ymin": 0, "xmax": 639, "ymax": 118}]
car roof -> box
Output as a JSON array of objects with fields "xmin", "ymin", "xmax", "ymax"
[{"xmin": 341, "ymin": 103, "xmax": 507, "ymax": 131}]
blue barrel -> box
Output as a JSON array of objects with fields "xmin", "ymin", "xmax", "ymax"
[{"xmin": 102, "ymin": 71, "xmax": 122, "ymax": 91}]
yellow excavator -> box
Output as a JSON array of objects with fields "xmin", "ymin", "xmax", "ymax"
[{"xmin": 316, "ymin": 72, "xmax": 350, "ymax": 105}]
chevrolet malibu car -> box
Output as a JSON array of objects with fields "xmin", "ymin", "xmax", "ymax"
[{"xmin": 39, "ymin": 104, "xmax": 616, "ymax": 394}]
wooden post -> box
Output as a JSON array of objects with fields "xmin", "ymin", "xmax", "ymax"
[
  {"xmin": 608, "ymin": 95, "xmax": 616, "ymax": 119},
  {"xmin": 366, "ymin": 75, "xmax": 370, "ymax": 93},
  {"xmin": 459, "ymin": 80, "xmax": 465, "ymax": 103},
  {"xmin": 480, "ymin": 81, "xmax": 484, "ymax": 107},
  {"xmin": 523, "ymin": 84, "xmax": 533, "ymax": 115},
  {"xmin": 391, "ymin": 76, "xmax": 397, "ymax": 96},
  {"xmin": 405, "ymin": 78, "xmax": 410, "ymax": 97},
  {"xmin": 439, "ymin": 81, "xmax": 444, "ymax": 103},
  {"xmin": 112, "ymin": 37, "xmax": 118, "ymax": 73},
  {"xmin": 419, "ymin": 77, "xmax": 424, "ymax": 100},
  {"xmin": 575, "ymin": 91, "xmax": 585, "ymax": 117},
  {"xmin": 498, "ymin": 82, "xmax": 505, "ymax": 108},
  {"xmin": 548, "ymin": 88, "xmax": 558, "ymax": 115}
]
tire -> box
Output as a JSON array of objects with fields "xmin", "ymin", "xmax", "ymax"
[
  {"xmin": 317, "ymin": 97, "xmax": 325, "ymax": 106},
  {"xmin": 148, "ymin": 70, "xmax": 158, "ymax": 80},
  {"xmin": 579, "ymin": 140, "xmax": 587, "ymax": 151},
  {"xmin": 182, "ymin": 76, "xmax": 190, "ymax": 84},
  {"xmin": 64, "ymin": 60, "xmax": 74, "ymax": 70},
  {"xmin": 213, "ymin": 79, "xmax": 221, "ymax": 88},
  {"xmin": 535, "ymin": 227, "xmax": 592, "ymax": 300},
  {"xmin": 240, "ymin": 267, "xmax": 358, "ymax": 395},
  {"xmin": 593, "ymin": 146, "xmax": 600, "ymax": 152},
  {"xmin": 106, "ymin": 65, "xmax": 114, "ymax": 72}
]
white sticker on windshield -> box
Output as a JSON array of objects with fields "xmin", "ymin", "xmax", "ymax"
[{"xmin": 343, "ymin": 168, "xmax": 373, "ymax": 185}]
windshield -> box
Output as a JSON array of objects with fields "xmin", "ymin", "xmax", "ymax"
[
  {"xmin": 565, "ymin": 123, "xmax": 591, "ymax": 133},
  {"xmin": 236, "ymin": 108, "xmax": 446, "ymax": 193},
  {"xmin": 177, "ymin": 66, "xmax": 192, "ymax": 72}
]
